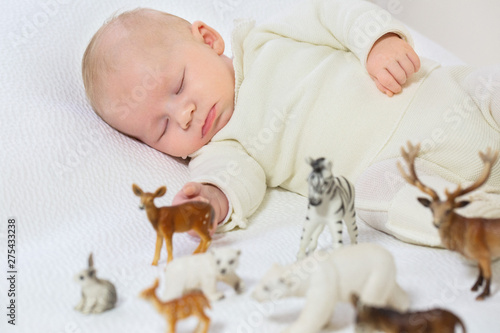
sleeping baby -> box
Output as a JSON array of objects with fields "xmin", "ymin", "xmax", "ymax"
[{"xmin": 82, "ymin": 0, "xmax": 500, "ymax": 246}]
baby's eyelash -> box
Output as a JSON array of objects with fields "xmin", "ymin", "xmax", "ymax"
[
  {"xmin": 164, "ymin": 119, "xmax": 169, "ymax": 133},
  {"xmin": 159, "ymin": 119, "xmax": 168, "ymax": 141},
  {"xmin": 176, "ymin": 69, "xmax": 185, "ymax": 94}
]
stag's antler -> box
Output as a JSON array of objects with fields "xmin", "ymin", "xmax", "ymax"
[
  {"xmin": 445, "ymin": 147, "xmax": 499, "ymax": 201},
  {"xmin": 397, "ymin": 141, "xmax": 440, "ymax": 200}
]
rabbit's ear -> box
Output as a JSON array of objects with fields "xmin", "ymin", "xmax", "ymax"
[
  {"xmin": 88, "ymin": 253, "xmax": 94, "ymax": 269},
  {"xmin": 88, "ymin": 268, "xmax": 96, "ymax": 278}
]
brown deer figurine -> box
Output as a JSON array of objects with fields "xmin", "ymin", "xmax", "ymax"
[
  {"xmin": 351, "ymin": 294, "xmax": 466, "ymax": 333},
  {"xmin": 397, "ymin": 141, "xmax": 500, "ymax": 300},
  {"xmin": 140, "ymin": 278, "xmax": 211, "ymax": 333},
  {"xmin": 132, "ymin": 184, "xmax": 214, "ymax": 265}
]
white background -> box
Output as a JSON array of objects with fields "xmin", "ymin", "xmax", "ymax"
[{"xmin": 373, "ymin": 0, "xmax": 500, "ymax": 66}]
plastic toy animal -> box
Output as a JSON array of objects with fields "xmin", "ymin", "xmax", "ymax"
[
  {"xmin": 162, "ymin": 247, "xmax": 244, "ymax": 302},
  {"xmin": 398, "ymin": 141, "xmax": 500, "ymax": 300},
  {"xmin": 140, "ymin": 278, "xmax": 211, "ymax": 333},
  {"xmin": 132, "ymin": 184, "xmax": 214, "ymax": 265},
  {"xmin": 74, "ymin": 253, "xmax": 117, "ymax": 314},
  {"xmin": 297, "ymin": 157, "xmax": 358, "ymax": 259},
  {"xmin": 351, "ymin": 294, "xmax": 466, "ymax": 333},
  {"xmin": 252, "ymin": 243, "xmax": 409, "ymax": 333}
]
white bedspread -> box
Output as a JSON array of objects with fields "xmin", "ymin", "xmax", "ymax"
[{"xmin": 1, "ymin": 0, "xmax": 497, "ymax": 332}]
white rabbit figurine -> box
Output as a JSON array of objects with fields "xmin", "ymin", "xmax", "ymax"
[{"xmin": 74, "ymin": 253, "xmax": 117, "ymax": 314}]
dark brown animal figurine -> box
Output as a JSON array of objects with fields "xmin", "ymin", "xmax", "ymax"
[
  {"xmin": 132, "ymin": 184, "xmax": 214, "ymax": 265},
  {"xmin": 351, "ymin": 294, "xmax": 466, "ymax": 333},
  {"xmin": 397, "ymin": 141, "xmax": 500, "ymax": 300},
  {"xmin": 140, "ymin": 278, "xmax": 211, "ymax": 333}
]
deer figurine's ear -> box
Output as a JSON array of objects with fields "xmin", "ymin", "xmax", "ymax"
[
  {"xmin": 305, "ymin": 157, "xmax": 314, "ymax": 166},
  {"xmin": 132, "ymin": 184, "xmax": 144, "ymax": 196},
  {"xmin": 417, "ymin": 197, "xmax": 431, "ymax": 207},
  {"xmin": 88, "ymin": 253, "xmax": 94, "ymax": 269},
  {"xmin": 154, "ymin": 186, "xmax": 167, "ymax": 198},
  {"xmin": 456, "ymin": 200, "xmax": 470, "ymax": 208}
]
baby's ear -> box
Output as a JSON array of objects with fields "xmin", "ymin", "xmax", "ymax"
[{"xmin": 191, "ymin": 21, "xmax": 225, "ymax": 55}]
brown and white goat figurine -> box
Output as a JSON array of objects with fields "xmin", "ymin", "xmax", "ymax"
[
  {"xmin": 397, "ymin": 141, "xmax": 500, "ymax": 300},
  {"xmin": 140, "ymin": 278, "xmax": 211, "ymax": 333},
  {"xmin": 351, "ymin": 294, "xmax": 466, "ymax": 333},
  {"xmin": 132, "ymin": 184, "xmax": 214, "ymax": 265}
]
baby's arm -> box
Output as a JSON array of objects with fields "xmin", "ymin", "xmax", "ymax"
[
  {"xmin": 184, "ymin": 141, "xmax": 267, "ymax": 233},
  {"xmin": 172, "ymin": 182, "xmax": 229, "ymax": 234},
  {"xmin": 366, "ymin": 33, "xmax": 421, "ymax": 97},
  {"xmin": 261, "ymin": 0, "xmax": 420, "ymax": 96}
]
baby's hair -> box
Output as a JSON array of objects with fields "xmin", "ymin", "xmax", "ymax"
[{"xmin": 81, "ymin": 8, "xmax": 191, "ymax": 117}]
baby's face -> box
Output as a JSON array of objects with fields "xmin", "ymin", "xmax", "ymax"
[{"xmin": 101, "ymin": 22, "xmax": 235, "ymax": 157}]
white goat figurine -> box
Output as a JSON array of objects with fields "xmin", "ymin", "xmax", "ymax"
[{"xmin": 297, "ymin": 157, "xmax": 358, "ymax": 259}]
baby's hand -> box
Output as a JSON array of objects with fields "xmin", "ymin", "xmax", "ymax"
[
  {"xmin": 172, "ymin": 182, "xmax": 229, "ymax": 235},
  {"xmin": 366, "ymin": 33, "xmax": 421, "ymax": 97}
]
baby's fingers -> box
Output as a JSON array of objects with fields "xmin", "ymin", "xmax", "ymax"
[
  {"xmin": 398, "ymin": 53, "xmax": 420, "ymax": 80},
  {"xmin": 188, "ymin": 195, "xmax": 210, "ymax": 204},
  {"xmin": 172, "ymin": 182, "xmax": 202, "ymax": 206},
  {"xmin": 373, "ymin": 77, "xmax": 394, "ymax": 97},
  {"xmin": 386, "ymin": 61, "xmax": 407, "ymax": 85},
  {"xmin": 374, "ymin": 69, "xmax": 401, "ymax": 96},
  {"xmin": 407, "ymin": 49, "xmax": 421, "ymax": 73},
  {"xmin": 182, "ymin": 182, "xmax": 202, "ymax": 197}
]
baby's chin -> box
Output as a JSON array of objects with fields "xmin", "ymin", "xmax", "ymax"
[
  {"xmin": 170, "ymin": 144, "xmax": 204, "ymax": 160},
  {"xmin": 164, "ymin": 127, "xmax": 222, "ymax": 159},
  {"xmin": 184, "ymin": 132, "xmax": 219, "ymax": 157}
]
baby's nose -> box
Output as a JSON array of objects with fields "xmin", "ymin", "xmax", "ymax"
[{"xmin": 178, "ymin": 106, "xmax": 194, "ymax": 129}]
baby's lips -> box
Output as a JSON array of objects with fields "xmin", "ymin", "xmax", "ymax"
[{"xmin": 202, "ymin": 105, "xmax": 216, "ymax": 137}]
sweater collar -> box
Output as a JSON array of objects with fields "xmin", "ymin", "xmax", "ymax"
[{"xmin": 230, "ymin": 19, "xmax": 255, "ymax": 106}]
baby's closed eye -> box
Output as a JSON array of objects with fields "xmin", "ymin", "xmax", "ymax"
[
  {"xmin": 157, "ymin": 119, "xmax": 168, "ymax": 142},
  {"xmin": 176, "ymin": 68, "xmax": 185, "ymax": 95}
]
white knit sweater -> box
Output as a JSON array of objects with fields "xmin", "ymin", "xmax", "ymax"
[{"xmin": 189, "ymin": 0, "xmax": 500, "ymax": 244}]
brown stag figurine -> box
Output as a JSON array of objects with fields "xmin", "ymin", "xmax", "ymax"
[
  {"xmin": 140, "ymin": 278, "xmax": 211, "ymax": 333},
  {"xmin": 351, "ymin": 294, "xmax": 466, "ymax": 333},
  {"xmin": 397, "ymin": 141, "xmax": 500, "ymax": 300},
  {"xmin": 132, "ymin": 184, "xmax": 214, "ymax": 265}
]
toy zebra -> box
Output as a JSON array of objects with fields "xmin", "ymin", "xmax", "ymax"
[{"xmin": 297, "ymin": 157, "xmax": 358, "ymax": 259}]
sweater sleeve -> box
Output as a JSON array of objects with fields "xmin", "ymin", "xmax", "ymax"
[
  {"xmin": 188, "ymin": 141, "xmax": 267, "ymax": 232},
  {"xmin": 255, "ymin": 0, "xmax": 414, "ymax": 68}
]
